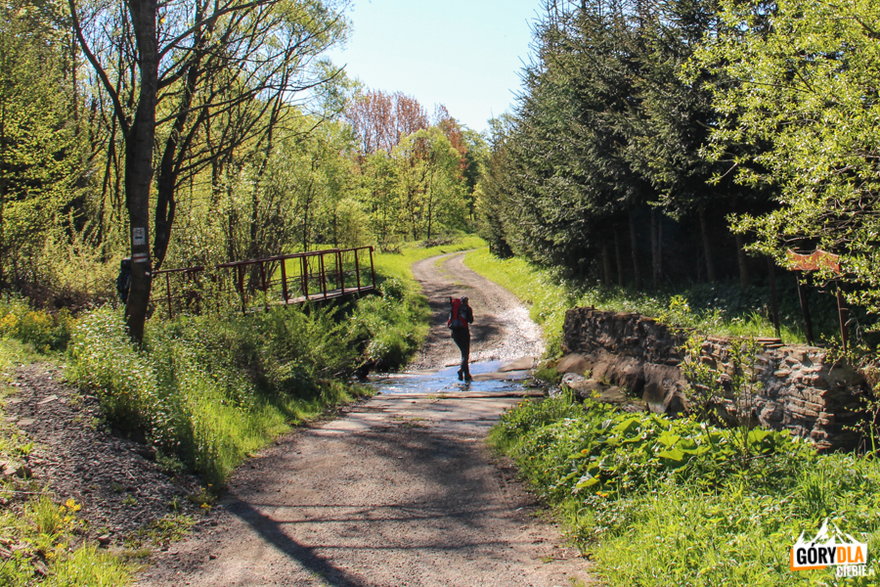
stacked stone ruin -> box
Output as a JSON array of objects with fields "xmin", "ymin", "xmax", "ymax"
[{"xmin": 559, "ymin": 307, "xmax": 869, "ymax": 450}]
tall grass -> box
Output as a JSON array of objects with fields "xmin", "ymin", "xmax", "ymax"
[
  {"xmin": 67, "ymin": 304, "xmax": 373, "ymax": 485},
  {"xmin": 491, "ymin": 394, "xmax": 880, "ymax": 585}
]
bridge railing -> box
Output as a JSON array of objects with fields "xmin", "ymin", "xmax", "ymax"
[{"xmin": 152, "ymin": 246, "xmax": 376, "ymax": 318}]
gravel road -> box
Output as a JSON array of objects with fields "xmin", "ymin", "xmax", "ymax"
[{"xmin": 137, "ymin": 251, "xmax": 592, "ymax": 587}]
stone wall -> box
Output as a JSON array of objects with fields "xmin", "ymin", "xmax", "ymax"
[{"xmin": 559, "ymin": 307, "xmax": 868, "ymax": 450}]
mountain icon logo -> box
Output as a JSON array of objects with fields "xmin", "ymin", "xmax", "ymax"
[{"xmin": 790, "ymin": 518, "xmax": 867, "ymax": 572}]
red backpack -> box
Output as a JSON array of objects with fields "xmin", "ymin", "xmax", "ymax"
[{"xmin": 447, "ymin": 298, "xmax": 465, "ymax": 329}]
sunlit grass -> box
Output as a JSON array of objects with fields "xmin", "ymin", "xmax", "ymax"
[
  {"xmin": 0, "ymin": 337, "xmax": 136, "ymax": 585},
  {"xmin": 373, "ymin": 235, "xmax": 486, "ymax": 283}
]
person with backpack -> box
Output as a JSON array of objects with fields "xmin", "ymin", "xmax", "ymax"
[{"xmin": 447, "ymin": 296, "xmax": 474, "ymax": 382}]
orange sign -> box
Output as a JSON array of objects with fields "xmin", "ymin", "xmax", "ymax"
[{"xmin": 786, "ymin": 249, "xmax": 842, "ymax": 274}]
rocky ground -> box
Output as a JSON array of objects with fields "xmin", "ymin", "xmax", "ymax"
[{"xmin": 3, "ymin": 364, "xmax": 203, "ymax": 544}]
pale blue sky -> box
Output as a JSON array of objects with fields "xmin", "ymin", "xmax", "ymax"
[{"xmin": 327, "ymin": 0, "xmax": 543, "ymax": 133}]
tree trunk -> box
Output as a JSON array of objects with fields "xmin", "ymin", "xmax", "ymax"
[
  {"xmin": 650, "ymin": 209, "xmax": 661, "ymax": 288},
  {"xmin": 767, "ymin": 257, "xmax": 780, "ymax": 337},
  {"xmin": 614, "ymin": 227, "xmax": 624, "ymax": 287},
  {"xmin": 735, "ymin": 232, "xmax": 750, "ymax": 287},
  {"xmin": 124, "ymin": 0, "xmax": 159, "ymax": 344},
  {"xmin": 0, "ymin": 97, "xmax": 7, "ymax": 287},
  {"xmin": 698, "ymin": 207, "xmax": 716, "ymax": 282},
  {"xmin": 601, "ymin": 240, "xmax": 611, "ymax": 286},
  {"xmin": 629, "ymin": 210, "xmax": 641, "ymax": 289}
]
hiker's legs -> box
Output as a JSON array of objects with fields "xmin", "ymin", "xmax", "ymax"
[{"xmin": 452, "ymin": 329, "xmax": 471, "ymax": 380}]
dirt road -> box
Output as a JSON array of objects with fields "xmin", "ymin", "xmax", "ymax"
[{"xmin": 138, "ymin": 252, "xmax": 591, "ymax": 587}]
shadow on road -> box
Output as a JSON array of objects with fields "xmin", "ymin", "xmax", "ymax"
[{"xmin": 226, "ymin": 499, "xmax": 368, "ymax": 587}]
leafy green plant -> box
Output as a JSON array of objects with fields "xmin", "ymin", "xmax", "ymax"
[{"xmin": 490, "ymin": 392, "xmax": 880, "ymax": 585}]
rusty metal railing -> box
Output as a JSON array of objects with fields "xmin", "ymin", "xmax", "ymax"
[
  {"xmin": 152, "ymin": 246, "xmax": 377, "ymax": 318},
  {"xmin": 151, "ymin": 265, "xmax": 205, "ymax": 319}
]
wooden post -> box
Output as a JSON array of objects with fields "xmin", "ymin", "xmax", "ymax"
[
  {"xmin": 165, "ymin": 272, "xmax": 173, "ymax": 319},
  {"xmin": 767, "ymin": 258, "xmax": 781, "ymax": 338},
  {"xmin": 837, "ymin": 284, "xmax": 849, "ymax": 353},
  {"xmin": 354, "ymin": 248, "xmax": 362, "ymax": 290},
  {"xmin": 796, "ymin": 277, "xmax": 815, "ymax": 345},
  {"xmin": 319, "ymin": 253, "xmax": 327, "ymax": 298},
  {"xmin": 237, "ymin": 265, "xmax": 246, "ymax": 314},
  {"xmin": 369, "ymin": 246, "xmax": 376, "ymax": 290},
  {"xmin": 301, "ymin": 255, "xmax": 309, "ymax": 299},
  {"xmin": 337, "ymin": 250, "xmax": 344, "ymax": 295},
  {"xmin": 259, "ymin": 262, "xmax": 268, "ymax": 310}
]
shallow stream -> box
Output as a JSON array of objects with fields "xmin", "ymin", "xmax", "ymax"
[{"xmin": 369, "ymin": 360, "xmax": 534, "ymax": 396}]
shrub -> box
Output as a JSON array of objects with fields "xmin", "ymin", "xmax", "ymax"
[
  {"xmin": 68, "ymin": 305, "xmax": 370, "ymax": 484},
  {"xmin": 0, "ymin": 297, "xmax": 74, "ymax": 352}
]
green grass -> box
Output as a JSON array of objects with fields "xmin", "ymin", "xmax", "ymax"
[
  {"xmin": 464, "ymin": 248, "xmax": 806, "ymax": 357},
  {"xmin": 491, "ymin": 393, "xmax": 880, "ymax": 586},
  {"xmin": 373, "ymin": 235, "xmax": 486, "ymax": 283},
  {"xmin": 68, "ymin": 306, "xmax": 372, "ymax": 486}
]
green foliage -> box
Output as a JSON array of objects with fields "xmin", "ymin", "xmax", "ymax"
[
  {"xmin": 0, "ymin": 496, "xmax": 132, "ymax": 586},
  {"xmin": 348, "ymin": 278, "xmax": 426, "ymax": 370},
  {"xmin": 465, "ymin": 248, "xmax": 806, "ymax": 358},
  {"xmin": 691, "ymin": 0, "xmax": 880, "ymax": 316},
  {"xmin": 491, "ymin": 394, "xmax": 880, "ymax": 585},
  {"xmin": 0, "ymin": 0, "xmax": 84, "ymax": 288},
  {"xmin": 479, "ymin": 0, "xmax": 754, "ymax": 285},
  {"xmin": 68, "ymin": 307, "xmax": 368, "ymax": 484},
  {"xmin": 0, "ymin": 297, "xmax": 74, "ymax": 352}
]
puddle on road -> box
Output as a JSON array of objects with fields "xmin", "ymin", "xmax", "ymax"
[{"xmin": 369, "ymin": 360, "xmax": 534, "ymax": 396}]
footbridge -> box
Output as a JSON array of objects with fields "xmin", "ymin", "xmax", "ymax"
[{"xmin": 152, "ymin": 246, "xmax": 376, "ymax": 318}]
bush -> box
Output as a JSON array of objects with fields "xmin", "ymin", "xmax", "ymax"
[
  {"xmin": 347, "ymin": 278, "xmax": 428, "ymax": 371},
  {"xmin": 0, "ymin": 297, "xmax": 75, "ymax": 352}
]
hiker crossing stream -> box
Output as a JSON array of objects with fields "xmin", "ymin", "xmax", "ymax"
[{"xmin": 137, "ymin": 253, "xmax": 592, "ymax": 586}]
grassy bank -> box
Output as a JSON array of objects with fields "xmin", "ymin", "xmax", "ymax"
[
  {"xmin": 373, "ymin": 235, "xmax": 486, "ymax": 282},
  {"xmin": 464, "ymin": 248, "xmax": 807, "ymax": 357},
  {"xmin": 490, "ymin": 393, "xmax": 880, "ymax": 586}
]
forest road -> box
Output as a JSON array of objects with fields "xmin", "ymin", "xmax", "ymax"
[{"xmin": 137, "ymin": 251, "xmax": 594, "ymax": 587}]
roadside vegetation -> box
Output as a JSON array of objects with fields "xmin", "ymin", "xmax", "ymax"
[
  {"xmin": 465, "ymin": 248, "xmax": 815, "ymax": 358},
  {"xmin": 490, "ymin": 391, "xmax": 880, "ymax": 586}
]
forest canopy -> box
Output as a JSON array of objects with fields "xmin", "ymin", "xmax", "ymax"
[
  {"xmin": 477, "ymin": 0, "xmax": 880, "ymax": 325},
  {"xmin": 0, "ymin": 0, "xmax": 485, "ymax": 338}
]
